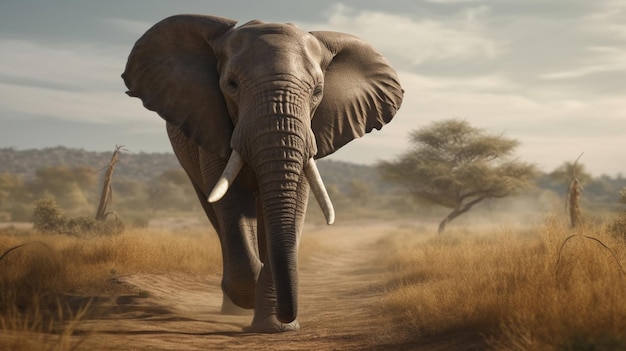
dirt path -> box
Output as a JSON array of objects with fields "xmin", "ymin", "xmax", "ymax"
[{"xmin": 75, "ymin": 222, "xmax": 405, "ymax": 351}]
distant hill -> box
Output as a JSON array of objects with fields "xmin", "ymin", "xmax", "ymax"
[
  {"xmin": 0, "ymin": 147, "xmax": 386, "ymax": 192},
  {"xmin": 0, "ymin": 147, "xmax": 180, "ymax": 181}
]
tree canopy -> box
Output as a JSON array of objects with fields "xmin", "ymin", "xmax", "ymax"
[{"xmin": 378, "ymin": 119, "xmax": 538, "ymax": 233}]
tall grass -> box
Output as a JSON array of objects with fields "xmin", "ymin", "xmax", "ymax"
[
  {"xmin": 380, "ymin": 215, "xmax": 626, "ymax": 350},
  {"xmin": 0, "ymin": 227, "xmax": 222, "ymax": 297},
  {"xmin": 0, "ymin": 227, "xmax": 222, "ymax": 350},
  {"xmin": 0, "ymin": 295, "xmax": 91, "ymax": 351}
]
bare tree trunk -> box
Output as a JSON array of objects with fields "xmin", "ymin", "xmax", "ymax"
[
  {"xmin": 95, "ymin": 145, "xmax": 125, "ymax": 220},
  {"xmin": 438, "ymin": 217, "xmax": 450, "ymax": 234},
  {"xmin": 567, "ymin": 178, "xmax": 582, "ymax": 228},
  {"xmin": 566, "ymin": 152, "xmax": 584, "ymax": 229}
]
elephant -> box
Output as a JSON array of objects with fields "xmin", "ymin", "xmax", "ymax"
[{"xmin": 122, "ymin": 14, "xmax": 403, "ymax": 333}]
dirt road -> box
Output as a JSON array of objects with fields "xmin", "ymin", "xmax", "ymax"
[{"xmin": 76, "ymin": 222, "xmax": 407, "ymax": 351}]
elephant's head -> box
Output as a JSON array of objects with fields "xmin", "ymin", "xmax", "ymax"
[{"xmin": 122, "ymin": 15, "xmax": 403, "ymax": 324}]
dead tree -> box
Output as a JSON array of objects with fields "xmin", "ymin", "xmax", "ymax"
[
  {"xmin": 566, "ymin": 153, "xmax": 584, "ymax": 228},
  {"xmin": 95, "ymin": 145, "xmax": 126, "ymax": 221}
]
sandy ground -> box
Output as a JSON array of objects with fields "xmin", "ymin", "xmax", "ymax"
[{"xmin": 66, "ymin": 221, "xmax": 417, "ymax": 351}]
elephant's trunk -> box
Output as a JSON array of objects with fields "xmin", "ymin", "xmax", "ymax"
[
  {"xmin": 258, "ymin": 167, "xmax": 302, "ymax": 323},
  {"xmin": 249, "ymin": 114, "xmax": 310, "ymax": 324}
]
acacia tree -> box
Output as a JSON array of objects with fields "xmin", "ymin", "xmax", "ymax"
[{"xmin": 378, "ymin": 119, "xmax": 538, "ymax": 233}]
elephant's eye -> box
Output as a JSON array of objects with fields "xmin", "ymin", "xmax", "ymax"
[
  {"xmin": 225, "ymin": 77, "xmax": 239, "ymax": 93},
  {"xmin": 312, "ymin": 85, "xmax": 323, "ymax": 103}
]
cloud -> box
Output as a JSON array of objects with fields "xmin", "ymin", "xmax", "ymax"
[
  {"xmin": 539, "ymin": 22, "xmax": 626, "ymax": 80},
  {"xmin": 0, "ymin": 82, "xmax": 157, "ymax": 126},
  {"xmin": 299, "ymin": 4, "xmax": 503, "ymax": 68},
  {"xmin": 0, "ymin": 38, "xmax": 125, "ymax": 91},
  {"xmin": 586, "ymin": 0, "xmax": 626, "ymax": 39},
  {"xmin": 102, "ymin": 17, "xmax": 152, "ymax": 37},
  {"xmin": 327, "ymin": 68, "xmax": 625, "ymax": 176},
  {"xmin": 0, "ymin": 37, "xmax": 156, "ymax": 127}
]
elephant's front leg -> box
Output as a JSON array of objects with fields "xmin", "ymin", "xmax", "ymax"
[
  {"xmin": 190, "ymin": 182, "xmax": 253, "ymax": 315},
  {"xmin": 167, "ymin": 125, "xmax": 260, "ymax": 314},
  {"xmin": 210, "ymin": 183, "xmax": 263, "ymax": 312},
  {"xmin": 246, "ymin": 177, "xmax": 309, "ymax": 333}
]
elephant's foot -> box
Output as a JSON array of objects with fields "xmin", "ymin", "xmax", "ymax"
[
  {"xmin": 244, "ymin": 316, "xmax": 300, "ymax": 333},
  {"xmin": 220, "ymin": 294, "xmax": 252, "ymax": 315}
]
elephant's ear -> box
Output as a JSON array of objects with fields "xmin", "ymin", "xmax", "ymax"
[
  {"xmin": 310, "ymin": 31, "xmax": 403, "ymax": 159},
  {"xmin": 122, "ymin": 15, "xmax": 237, "ymax": 159}
]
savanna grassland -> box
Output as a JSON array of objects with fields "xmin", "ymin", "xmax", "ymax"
[
  {"xmin": 379, "ymin": 216, "xmax": 626, "ymax": 350},
  {"xmin": 1, "ymin": 213, "xmax": 625, "ymax": 350},
  {"xmin": 0, "ymin": 227, "xmax": 221, "ymax": 350}
]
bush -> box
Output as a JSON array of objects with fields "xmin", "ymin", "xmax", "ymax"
[
  {"xmin": 32, "ymin": 198, "xmax": 66, "ymax": 232},
  {"xmin": 607, "ymin": 187, "xmax": 626, "ymax": 241},
  {"xmin": 608, "ymin": 215, "xmax": 626, "ymax": 241},
  {"xmin": 32, "ymin": 198, "xmax": 123, "ymax": 236}
]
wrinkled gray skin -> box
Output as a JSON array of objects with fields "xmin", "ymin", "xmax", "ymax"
[{"xmin": 122, "ymin": 14, "xmax": 402, "ymax": 333}]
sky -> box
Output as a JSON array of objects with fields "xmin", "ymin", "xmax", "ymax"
[{"xmin": 0, "ymin": 1, "xmax": 624, "ymax": 176}]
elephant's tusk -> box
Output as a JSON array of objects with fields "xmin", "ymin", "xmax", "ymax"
[
  {"xmin": 208, "ymin": 150, "xmax": 244, "ymax": 203},
  {"xmin": 304, "ymin": 158, "xmax": 335, "ymax": 225}
]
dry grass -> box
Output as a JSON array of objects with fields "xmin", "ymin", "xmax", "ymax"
[
  {"xmin": 6, "ymin": 215, "xmax": 625, "ymax": 350},
  {"xmin": 0, "ymin": 224, "xmax": 324, "ymax": 350},
  {"xmin": 0, "ymin": 227, "xmax": 222, "ymax": 299},
  {"xmin": 0, "ymin": 296, "xmax": 91, "ymax": 351},
  {"xmin": 0, "ymin": 226, "xmax": 222, "ymax": 350},
  {"xmin": 379, "ymin": 215, "xmax": 626, "ymax": 350}
]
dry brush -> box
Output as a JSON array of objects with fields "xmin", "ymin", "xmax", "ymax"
[
  {"xmin": 379, "ymin": 215, "xmax": 626, "ymax": 350},
  {"xmin": 0, "ymin": 227, "xmax": 221, "ymax": 350}
]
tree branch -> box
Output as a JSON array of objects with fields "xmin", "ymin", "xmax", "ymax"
[{"xmin": 438, "ymin": 196, "xmax": 486, "ymax": 234}]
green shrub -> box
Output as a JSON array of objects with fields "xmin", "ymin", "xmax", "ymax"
[
  {"xmin": 32, "ymin": 198, "xmax": 66, "ymax": 233},
  {"xmin": 32, "ymin": 198, "xmax": 123, "ymax": 237}
]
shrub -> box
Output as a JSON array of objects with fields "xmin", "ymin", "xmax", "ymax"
[
  {"xmin": 32, "ymin": 198, "xmax": 123, "ymax": 237},
  {"xmin": 607, "ymin": 187, "xmax": 626, "ymax": 241},
  {"xmin": 32, "ymin": 198, "xmax": 66, "ymax": 233}
]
